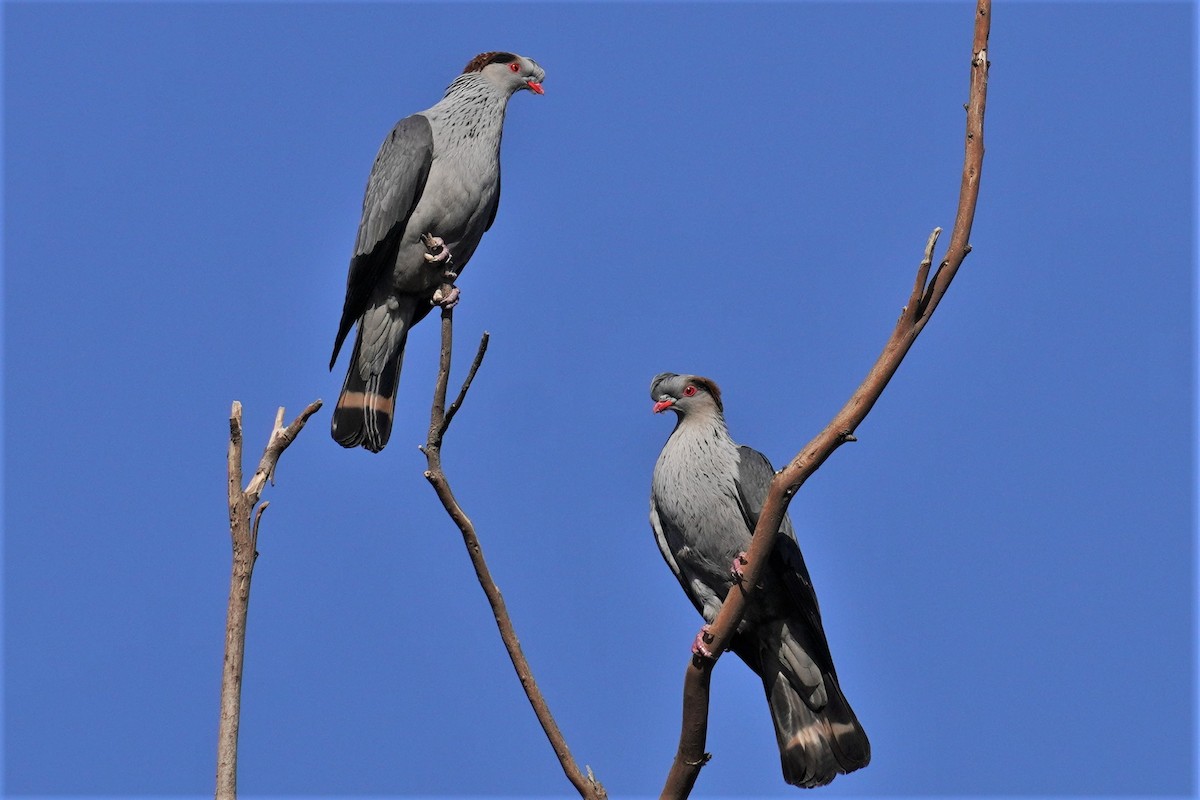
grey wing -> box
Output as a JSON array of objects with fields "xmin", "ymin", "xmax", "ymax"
[
  {"xmin": 330, "ymin": 114, "xmax": 434, "ymax": 369},
  {"xmin": 733, "ymin": 445, "xmax": 799, "ymax": 546},
  {"xmin": 734, "ymin": 446, "xmax": 830, "ymax": 653},
  {"xmin": 650, "ymin": 497, "xmax": 705, "ymax": 617}
]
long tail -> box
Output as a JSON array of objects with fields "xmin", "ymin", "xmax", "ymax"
[
  {"xmin": 762, "ymin": 662, "xmax": 870, "ymax": 788},
  {"xmin": 331, "ymin": 328, "xmax": 407, "ymax": 452}
]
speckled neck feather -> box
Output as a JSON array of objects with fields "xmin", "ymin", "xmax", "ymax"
[{"xmin": 427, "ymin": 70, "xmax": 512, "ymax": 145}]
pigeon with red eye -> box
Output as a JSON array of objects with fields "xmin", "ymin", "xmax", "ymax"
[
  {"xmin": 649, "ymin": 372, "xmax": 870, "ymax": 788},
  {"xmin": 329, "ymin": 52, "xmax": 545, "ymax": 452}
]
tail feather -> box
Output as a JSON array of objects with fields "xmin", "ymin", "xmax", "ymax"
[
  {"xmin": 759, "ymin": 641, "xmax": 870, "ymax": 788},
  {"xmin": 820, "ymin": 677, "xmax": 871, "ymax": 773},
  {"xmin": 331, "ymin": 330, "xmax": 406, "ymax": 452}
]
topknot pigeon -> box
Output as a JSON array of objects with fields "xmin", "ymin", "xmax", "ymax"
[
  {"xmin": 649, "ymin": 372, "xmax": 870, "ymax": 788},
  {"xmin": 330, "ymin": 52, "xmax": 545, "ymax": 452}
]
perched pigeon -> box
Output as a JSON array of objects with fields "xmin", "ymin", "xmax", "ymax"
[
  {"xmin": 330, "ymin": 52, "xmax": 545, "ymax": 452},
  {"xmin": 649, "ymin": 372, "xmax": 870, "ymax": 788}
]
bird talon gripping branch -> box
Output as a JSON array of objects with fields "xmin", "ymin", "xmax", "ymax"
[
  {"xmin": 691, "ymin": 625, "xmax": 717, "ymax": 660},
  {"xmin": 422, "ymin": 234, "xmax": 453, "ymax": 265},
  {"xmin": 431, "ymin": 285, "xmax": 461, "ymax": 309},
  {"xmin": 731, "ymin": 551, "xmax": 749, "ymax": 581}
]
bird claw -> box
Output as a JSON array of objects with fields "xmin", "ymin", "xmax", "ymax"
[
  {"xmin": 691, "ymin": 624, "xmax": 717, "ymax": 660},
  {"xmin": 421, "ymin": 234, "xmax": 453, "ymax": 265},
  {"xmin": 730, "ymin": 551, "xmax": 749, "ymax": 582},
  {"xmin": 431, "ymin": 285, "xmax": 461, "ymax": 309}
]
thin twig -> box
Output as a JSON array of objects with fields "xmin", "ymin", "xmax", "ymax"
[
  {"xmin": 421, "ymin": 309, "xmax": 606, "ymax": 800},
  {"xmin": 441, "ymin": 332, "xmax": 489, "ymax": 437},
  {"xmin": 245, "ymin": 402, "xmax": 323, "ymax": 503},
  {"xmin": 661, "ymin": 1, "xmax": 990, "ymax": 795},
  {"xmin": 217, "ymin": 399, "xmax": 322, "ymax": 800},
  {"xmin": 908, "ymin": 227, "xmax": 941, "ymax": 320}
]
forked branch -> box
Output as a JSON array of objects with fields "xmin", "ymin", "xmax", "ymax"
[
  {"xmin": 420, "ymin": 306, "xmax": 607, "ymax": 800},
  {"xmin": 217, "ymin": 399, "xmax": 322, "ymax": 800},
  {"xmin": 661, "ymin": 0, "xmax": 991, "ymax": 795}
]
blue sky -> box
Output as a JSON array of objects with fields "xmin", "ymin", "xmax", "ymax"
[{"xmin": 4, "ymin": 2, "xmax": 1195, "ymax": 797}]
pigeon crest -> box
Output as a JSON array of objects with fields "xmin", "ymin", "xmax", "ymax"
[{"xmin": 463, "ymin": 51, "xmax": 519, "ymax": 72}]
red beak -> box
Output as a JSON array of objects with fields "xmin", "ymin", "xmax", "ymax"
[
  {"xmin": 526, "ymin": 80, "xmax": 544, "ymax": 95},
  {"xmin": 653, "ymin": 399, "xmax": 674, "ymax": 414}
]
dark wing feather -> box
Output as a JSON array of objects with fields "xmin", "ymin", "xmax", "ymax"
[
  {"xmin": 330, "ymin": 114, "xmax": 434, "ymax": 369},
  {"xmin": 733, "ymin": 445, "xmax": 837, "ymax": 673}
]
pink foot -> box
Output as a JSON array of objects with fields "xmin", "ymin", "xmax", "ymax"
[
  {"xmin": 731, "ymin": 551, "xmax": 749, "ymax": 582},
  {"xmin": 691, "ymin": 624, "xmax": 716, "ymax": 660},
  {"xmin": 431, "ymin": 284, "xmax": 461, "ymax": 309},
  {"xmin": 421, "ymin": 233, "xmax": 454, "ymax": 266}
]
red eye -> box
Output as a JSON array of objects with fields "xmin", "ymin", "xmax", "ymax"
[
  {"xmin": 683, "ymin": 385, "xmax": 698, "ymax": 397},
  {"xmin": 509, "ymin": 62, "xmax": 520, "ymax": 73}
]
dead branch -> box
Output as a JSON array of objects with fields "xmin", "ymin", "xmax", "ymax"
[
  {"xmin": 217, "ymin": 399, "xmax": 323, "ymax": 800},
  {"xmin": 420, "ymin": 305, "xmax": 607, "ymax": 800},
  {"xmin": 661, "ymin": 1, "xmax": 991, "ymax": 795}
]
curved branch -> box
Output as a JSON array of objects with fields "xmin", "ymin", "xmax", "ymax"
[
  {"xmin": 661, "ymin": 1, "xmax": 990, "ymax": 794},
  {"xmin": 421, "ymin": 306, "xmax": 607, "ymax": 800}
]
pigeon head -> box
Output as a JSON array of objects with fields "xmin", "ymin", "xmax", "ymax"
[
  {"xmin": 650, "ymin": 372, "xmax": 724, "ymax": 416},
  {"xmin": 464, "ymin": 52, "xmax": 546, "ymax": 95}
]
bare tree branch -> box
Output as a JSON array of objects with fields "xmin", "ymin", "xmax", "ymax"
[
  {"xmin": 217, "ymin": 399, "xmax": 323, "ymax": 800},
  {"xmin": 441, "ymin": 333, "xmax": 488, "ymax": 435},
  {"xmin": 661, "ymin": 1, "xmax": 991, "ymax": 794},
  {"xmin": 421, "ymin": 304, "xmax": 607, "ymax": 800}
]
